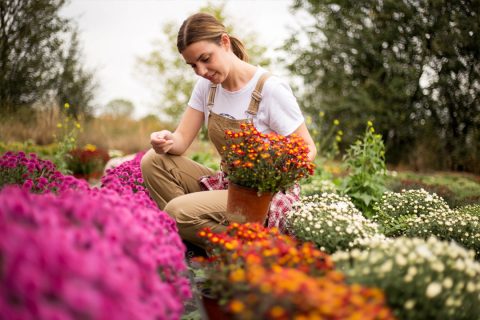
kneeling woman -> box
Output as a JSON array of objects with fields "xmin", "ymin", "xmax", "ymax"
[{"xmin": 141, "ymin": 12, "xmax": 316, "ymax": 249}]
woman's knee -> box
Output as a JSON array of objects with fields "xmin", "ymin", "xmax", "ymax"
[
  {"xmin": 164, "ymin": 196, "xmax": 196, "ymax": 224},
  {"xmin": 164, "ymin": 198, "xmax": 181, "ymax": 220},
  {"xmin": 164, "ymin": 199, "xmax": 195, "ymax": 239},
  {"xmin": 140, "ymin": 149, "xmax": 172, "ymax": 176},
  {"xmin": 164, "ymin": 195, "xmax": 217, "ymax": 224},
  {"xmin": 140, "ymin": 149, "xmax": 157, "ymax": 174},
  {"xmin": 164, "ymin": 196, "xmax": 228, "ymax": 245}
]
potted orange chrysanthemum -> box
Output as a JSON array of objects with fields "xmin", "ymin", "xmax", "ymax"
[
  {"xmin": 193, "ymin": 223, "xmax": 395, "ymax": 320},
  {"xmin": 222, "ymin": 122, "xmax": 315, "ymax": 223}
]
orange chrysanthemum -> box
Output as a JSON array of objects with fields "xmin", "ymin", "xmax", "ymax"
[{"xmin": 223, "ymin": 122, "xmax": 315, "ymax": 194}]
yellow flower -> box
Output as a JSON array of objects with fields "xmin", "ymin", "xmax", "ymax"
[
  {"xmin": 306, "ymin": 115, "xmax": 312, "ymax": 125},
  {"xmin": 270, "ymin": 306, "xmax": 286, "ymax": 318},
  {"xmin": 229, "ymin": 268, "xmax": 245, "ymax": 282},
  {"xmin": 370, "ymin": 127, "xmax": 375, "ymax": 133},
  {"xmin": 56, "ymin": 123, "xmax": 62, "ymax": 128},
  {"xmin": 75, "ymin": 122, "xmax": 81, "ymax": 129},
  {"xmin": 64, "ymin": 103, "xmax": 70, "ymax": 109},
  {"xmin": 333, "ymin": 119, "xmax": 340, "ymax": 126},
  {"xmin": 229, "ymin": 300, "xmax": 245, "ymax": 313},
  {"xmin": 336, "ymin": 136, "xmax": 342, "ymax": 142},
  {"xmin": 84, "ymin": 144, "xmax": 97, "ymax": 152},
  {"xmin": 319, "ymin": 111, "xmax": 325, "ymax": 118},
  {"xmin": 367, "ymin": 120, "xmax": 373, "ymax": 127},
  {"xmin": 260, "ymin": 283, "xmax": 272, "ymax": 293},
  {"xmin": 224, "ymin": 241, "xmax": 237, "ymax": 250},
  {"xmin": 337, "ymin": 130, "xmax": 343, "ymax": 136}
]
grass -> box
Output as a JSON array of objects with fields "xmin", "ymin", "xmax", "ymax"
[
  {"xmin": 386, "ymin": 171, "xmax": 480, "ymax": 208},
  {"xmin": 0, "ymin": 108, "xmax": 173, "ymax": 155},
  {"xmin": 300, "ymin": 160, "xmax": 480, "ymax": 208}
]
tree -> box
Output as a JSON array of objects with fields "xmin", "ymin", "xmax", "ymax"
[
  {"xmin": 102, "ymin": 98, "xmax": 135, "ymax": 119},
  {"xmin": 0, "ymin": 0, "xmax": 96, "ymax": 116},
  {"xmin": 55, "ymin": 27, "xmax": 97, "ymax": 118},
  {"xmin": 137, "ymin": 2, "xmax": 271, "ymax": 125},
  {"xmin": 284, "ymin": 0, "xmax": 480, "ymax": 172}
]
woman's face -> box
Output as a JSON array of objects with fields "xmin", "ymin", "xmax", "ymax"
[{"xmin": 181, "ymin": 37, "xmax": 231, "ymax": 84}]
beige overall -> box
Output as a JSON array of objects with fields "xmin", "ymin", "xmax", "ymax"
[{"xmin": 141, "ymin": 73, "xmax": 271, "ymax": 248}]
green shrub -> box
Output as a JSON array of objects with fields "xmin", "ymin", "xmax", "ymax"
[
  {"xmin": 52, "ymin": 103, "xmax": 81, "ymax": 174},
  {"xmin": 341, "ymin": 121, "xmax": 387, "ymax": 217},
  {"xmin": 189, "ymin": 151, "xmax": 220, "ymax": 171}
]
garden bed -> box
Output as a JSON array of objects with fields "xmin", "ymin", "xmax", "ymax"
[{"xmin": 1, "ymin": 150, "xmax": 480, "ymax": 320}]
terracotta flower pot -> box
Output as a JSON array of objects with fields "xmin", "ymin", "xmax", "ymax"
[
  {"xmin": 227, "ymin": 182, "xmax": 274, "ymax": 224},
  {"xmin": 201, "ymin": 291, "xmax": 230, "ymax": 320},
  {"xmin": 195, "ymin": 279, "xmax": 230, "ymax": 320}
]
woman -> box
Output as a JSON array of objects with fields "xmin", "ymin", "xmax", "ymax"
[{"xmin": 141, "ymin": 12, "xmax": 316, "ymax": 250}]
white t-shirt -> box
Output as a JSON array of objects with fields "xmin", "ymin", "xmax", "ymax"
[{"xmin": 187, "ymin": 67, "xmax": 304, "ymax": 136}]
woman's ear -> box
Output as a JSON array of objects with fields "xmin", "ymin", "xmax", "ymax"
[{"xmin": 220, "ymin": 33, "xmax": 231, "ymax": 51}]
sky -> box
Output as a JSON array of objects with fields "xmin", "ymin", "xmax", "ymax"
[{"xmin": 61, "ymin": 0, "xmax": 300, "ymax": 118}]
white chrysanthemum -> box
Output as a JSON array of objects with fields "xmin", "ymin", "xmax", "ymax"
[
  {"xmin": 333, "ymin": 236, "xmax": 480, "ymax": 320},
  {"xmin": 373, "ymin": 189, "xmax": 451, "ymax": 237},
  {"xmin": 403, "ymin": 210, "xmax": 480, "ymax": 258},
  {"xmin": 286, "ymin": 194, "xmax": 382, "ymax": 253},
  {"xmin": 426, "ymin": 282, "xmax": 442, "ymax": 298},
  {"xmin": 404, "ymin": 299, "xmax": 415, "ymax": 310},
  {"xmin": 443, "ymin": 277, "xmax": 453, "ymax": 289}
]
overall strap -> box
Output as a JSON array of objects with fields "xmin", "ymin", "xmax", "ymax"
[
  {"xmin": 207, "ymin": 83, "xmax": 218, "ymax": 112},
  {"xmin": 246, "ymin": 72, "xmax": 272, "ymax": 116}
]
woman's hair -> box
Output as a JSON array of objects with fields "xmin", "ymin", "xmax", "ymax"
[{"xmin": 177, "ymin": 12, "xmax": 248, "ymax": 62}]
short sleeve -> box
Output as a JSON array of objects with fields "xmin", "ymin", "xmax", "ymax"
[
  {"xmin": 187, "ymin": 78, "xmax": 208, "ymax": 113},
  {"xmin": 262, "ymin": 79, "xmax": 304, "ymax": 136}
]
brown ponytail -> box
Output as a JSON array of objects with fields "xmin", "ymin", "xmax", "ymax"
[
  {"xmin": 177, "ymin": 13, "xmax": 249, "ymax": 62},
  {"xmin": 229, "ymin": 35, "xmax": 249, "ymax": 62}
]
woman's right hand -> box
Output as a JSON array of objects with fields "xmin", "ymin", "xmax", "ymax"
[{"xmin": 150, "ymin": 130, "xmax": 174, "ymax": 154}]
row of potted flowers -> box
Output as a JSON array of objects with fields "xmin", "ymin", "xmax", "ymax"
[
  {"xmin": 192, "ymin": 202, "xmax": 480, "ymax": 319},
  {"xmin": 194, "ymin": 223, "xmax": 395, "ymax": 319},
  {"xmin": 284, "ymin": 189, "xmax": 480, "ymax": 319},
  {"xmin": 0, "ymin": 151, "xmax": 191, "ymax": 319}
]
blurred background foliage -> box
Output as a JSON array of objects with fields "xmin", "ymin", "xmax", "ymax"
[
  {"xmin": 0, "ymin": 0, "xmax": 96, "ymax": 118},
  {"xmin": 0, "ymin": 0, "xmax": 479, "ymax": 177},
  {"xmin": 283, "ymin": 0, "xmax": 480, "ymax": 173}
]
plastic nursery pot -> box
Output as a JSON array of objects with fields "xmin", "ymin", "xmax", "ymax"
[{"xmin": 226, "ymin": 182, "xmax": 274, "ymax": 225}]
